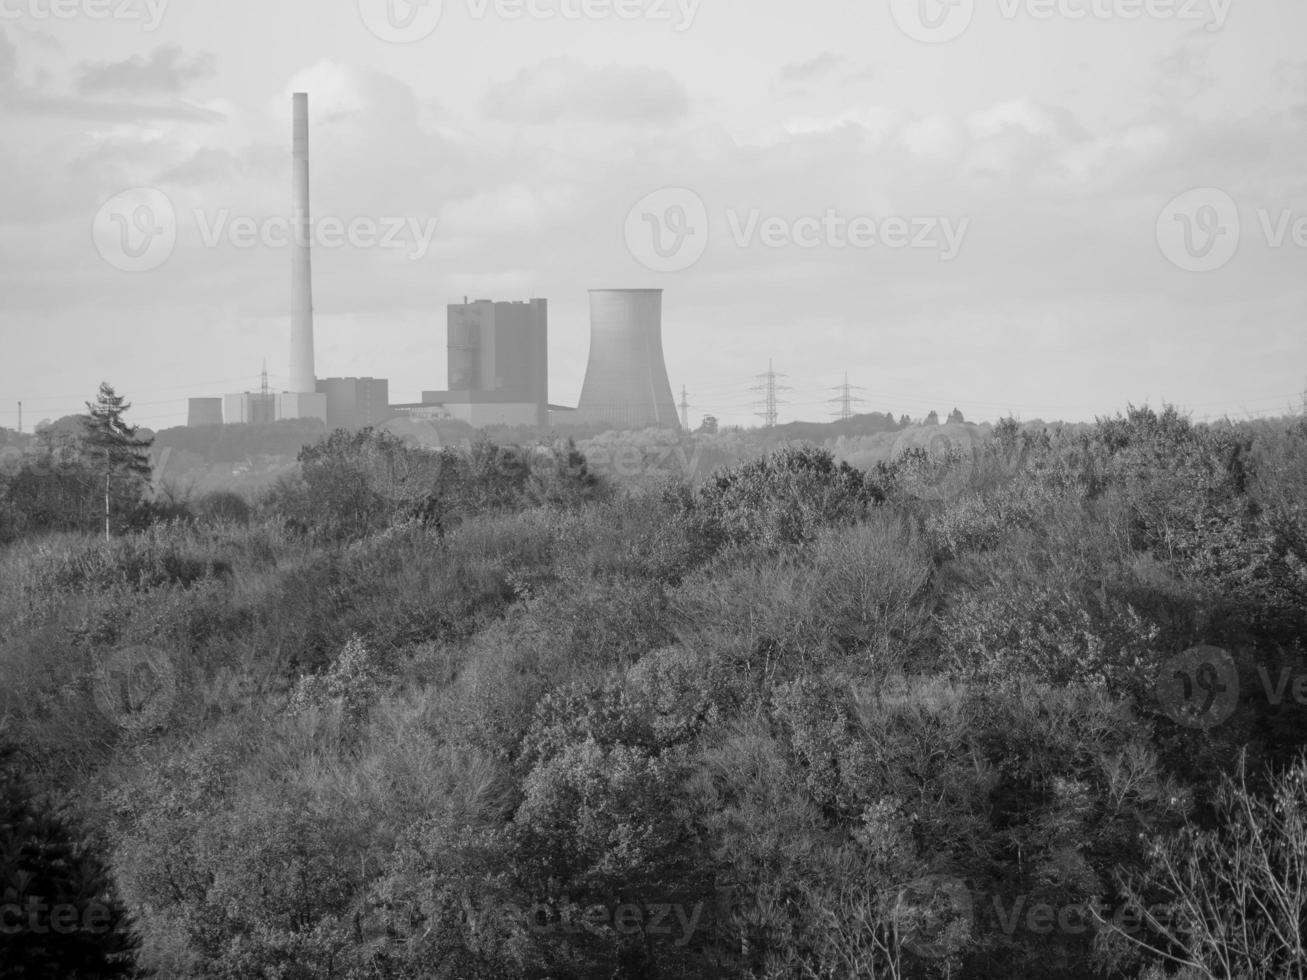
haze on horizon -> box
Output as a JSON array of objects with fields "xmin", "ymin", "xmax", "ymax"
[{"xmin": 1, "ymin": 0, "xmax": 1305, "ymax": 432}]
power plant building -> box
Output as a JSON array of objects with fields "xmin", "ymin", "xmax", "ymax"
[
  {"xmin": 422, "ymin": 298, "xmax": 548, "ymax": 427},
  {"xmin": 187, "ymin": 398, "xmax": 223, "ymax": 427},
  {"xmin": 317, "ymin": 377, "xmax": 391, "ymax": 430},
  {"xmin": 222, "ymin": 391, "xmax": 276, "ymax": 425},
  {"xmin": 217, "ymin": 92, "xmax": 327, "ymax": 427},
  {"xmin": 273, "ymin": 391, "xmax": 326, "ymax": 423},
  {"xmin": 575, "ymin": 288, "xmax": 679, "ymax": 430},
  {"xmin": 285, "ymin": 91, "xmax": 321, "ymax": 413}
]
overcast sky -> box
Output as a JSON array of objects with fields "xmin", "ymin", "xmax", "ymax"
[{"xmin": 1, "ymin": 0, "xmax": 1305, "ymax": 431}]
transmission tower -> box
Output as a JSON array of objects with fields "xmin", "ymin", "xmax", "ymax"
[
  {"xmin": 829, "ymin": 372, "xmax": 867, "ymax": 421},
  {"xmin": 679, "ymin": 385, "xmax": 691, "ymax": 429},
  {"xmin": 751, "ymin": 360, "xmax": 790, "ymax": 428}
]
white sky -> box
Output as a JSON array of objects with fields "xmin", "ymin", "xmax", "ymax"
[{"xmin": 1, "ymin": 0, "xmax": 1305, "ymax": 430}]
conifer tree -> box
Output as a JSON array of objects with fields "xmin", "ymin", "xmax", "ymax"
[
  {"xmin": 80, "ymin": 384, "xmax": 154, "ymax": 536},
  {"xmin": 0, "ymin": 742, "xmax": 143, "ymax": 978}
]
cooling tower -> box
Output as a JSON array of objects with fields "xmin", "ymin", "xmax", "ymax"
[
  {"xmin": 576, "ymin": 289, "xmax": 679, "ymax": 430},
  {"xmin": 289, "ymin": 92, "xmax": 316, "ymax": 395}
]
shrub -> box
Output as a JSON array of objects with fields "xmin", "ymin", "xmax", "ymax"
[
  {"xmin": 194, "ymin": 491, "xmax": 251, "ymax": 526},
  {"xmin": 670, "ymin": 513, "xmax": 933, "ymax": 684},
  {"xmin": 1099, "ymin": 750, "xmax": 1307, "ymax": 980},
  {"xmin": 688, "ymin": 446, "xmax": 877, "ymax": 554}
]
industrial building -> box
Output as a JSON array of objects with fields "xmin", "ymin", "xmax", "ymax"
[
  {"xmin": 421, "ymin": 298, "xmax": 549, "ymax": 427},
  {"xmin": 283, "ymin": 91, "xmax": 326, "ymax": 421},
  {"xmin": 222, "ymin": 391, "xmax": 275, "ymax": 425},
  {"xmin": 187, "ymin": 398, "xmax": 223, "ymax": 427},
  {"xmin": 198, "ymin": 92, "xmax": 328, "ymax": 428},
  {"xmin": 575, "ymin": 289, "xmax": 679, "ymax": 430},
  {"xmin": 178, "ymin": 91, "xmax": 685, "ymax": 438},
  {"xmin": 317, "ymin": 377, "xmax": 391, "ymax": 430}
]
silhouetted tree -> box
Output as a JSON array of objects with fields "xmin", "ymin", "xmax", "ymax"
[{"xmin": 0, "ymin": 742, "xmax": 143, "ymax": 978}]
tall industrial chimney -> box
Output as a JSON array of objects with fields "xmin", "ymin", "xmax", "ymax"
[
  {"xmin": 576, "ymin": 289, "xmax": 680, "ymax": 430},
  {"xmin": 289, "ymin": 92, "xmax": 316, "ymax": 395}
]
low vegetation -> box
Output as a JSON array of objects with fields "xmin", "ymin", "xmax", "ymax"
[{"xmin": 1, "ymin": 401, "xmax": 1305, "ymax": 978}]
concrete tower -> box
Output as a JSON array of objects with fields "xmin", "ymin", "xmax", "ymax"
[
  {"xmin": 577, "ymin": 289, "xmax": 679, "ymax": 430},
  {"xmin": 289, "ymin": 92, "xmax": 315, "ymax": 396}
]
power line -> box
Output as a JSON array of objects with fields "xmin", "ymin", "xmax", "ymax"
[
  {"xmin": 751, "ymin": 359, "xmax": 790, "ymax": 428},
  {"xmin": 829, "ymin": 372, "xmax": 867, "ymax": 421}
]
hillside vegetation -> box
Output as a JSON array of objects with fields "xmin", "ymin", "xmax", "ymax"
[{"xmin": 2, "ymin": 405, "xmax": 1306, "ymax": 979}]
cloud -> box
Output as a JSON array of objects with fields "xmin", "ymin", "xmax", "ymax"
[
  {"xmin": 76, "ymin": 46, "xmax": 215, "ymax": 96},
  {"xmin": 0, "ymin": 31, "xmax": 221, "ymax": 123},
  {"xmin": 780, "ymin": 105, "xmax": 900, "ymax": 142},
  {"xmin": 778, "ymin": 52, "xmax": 847, "ymax": 84},
  {"xmin": 900, "ymin": 114, "xmax": 966, "ymax": 161},
  {"xmin": 0, "ymin": 29, "xmax": 17, "ymax": 94},
  {"xmin": 1272, "ymin": 59, "xmax": 1307, "ymax": 120},
  {"xmin": 484, "ymin": 58, "xmax": 687, "ymax": 125},
  {"xmin": 157, "ymin": 146, "xmax": 242, "ymax": 185},
  {"xmin": 278, "ymin": 61, "xmax": 421, "ymax": 130},
  {"xmin": 1154, "ymin": 42, "xmax": 1215, "ymax": 103},
  {"xmin": 2, "ymin": 96, "xmax": 225, "ymax": 123}
]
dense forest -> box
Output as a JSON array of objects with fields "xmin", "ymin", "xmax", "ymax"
[{"xmin": 1, "ymin": 398, "xmax": 1305, "ymax": 979}]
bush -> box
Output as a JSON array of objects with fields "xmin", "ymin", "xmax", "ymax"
[
  {"xmin": 687, "ymin": 446, "xmax": 878, "ymax": 555},
  {"xmin": 670, "ymin": 513, "xmax": 933, "ymax": 684},
  {"xmin": 1100, "ymin": 750, "xmax": 1307, "ymax": 980}
]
